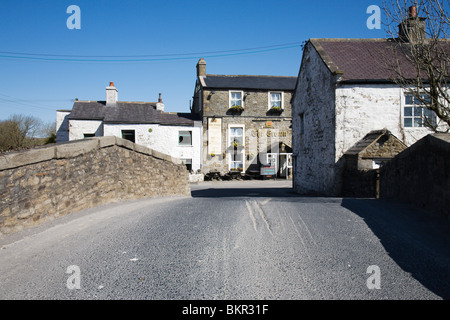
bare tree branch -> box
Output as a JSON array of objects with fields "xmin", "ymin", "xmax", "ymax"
[{"xmin": 382, "ymin": 0, "xmax": 450, "ymax": 132}]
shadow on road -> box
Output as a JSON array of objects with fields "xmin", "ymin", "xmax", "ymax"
[
  {"xmin": 191, "ymin": 187, "xmax": 299, "ymax": 198},
  {"xmin": 190, "ymin": 180, "xmax": 340, "ymax": 201},
  {"xmin": 342, "ymin": 198, "xmax": 450, "ymax": 300}
]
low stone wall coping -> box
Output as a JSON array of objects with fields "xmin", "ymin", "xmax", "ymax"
[
  {"xmin": 0, "ymin": 136, "xmax": 190, "ymax": 235},
  {"xmin": 0, "ymin": 136, "xmax": 182, "ymax": 171}
]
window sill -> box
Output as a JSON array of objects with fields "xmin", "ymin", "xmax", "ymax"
[{"xmin": 402, "ymin": 126, "xmax": 434, "ymax": 130}]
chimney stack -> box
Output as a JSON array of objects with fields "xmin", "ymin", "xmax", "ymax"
[
  {"xmin": 106, "ymin": 82, "xmax": 118, "ymax": 106},
  {"xmin": 398, "ymin": 5, "xmax": 426, "ymax": 43},
  {"xmin": 156, "ymin": 93, "xmax": 165, "ymax": 112},
  {"xmin": 197, "ymin": 58, "xmax": 206, "ymax": 77},
  {"xmin": 409, "ymin": 5, "xmax": 416, "ymax": 18}
]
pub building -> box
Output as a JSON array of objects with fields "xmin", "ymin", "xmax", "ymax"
[{"xmin": 191, "ymin": 58, "xmax": 295, "ymax": 179}]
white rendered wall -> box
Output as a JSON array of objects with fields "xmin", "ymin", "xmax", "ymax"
[
  {"xmin": 103, "ymin": 123, "xmax": 202, "ymax": 172},
  {"xmin": 68, "ymin": 120, "xmax": 103, "ymax": 141},
  {"xmin": 56, "ymin": 111, "xmax": 71, "ymax": 143},
  {"xmin": 335, "ymin": 84, "xmax": 443, "ymax": 161}
]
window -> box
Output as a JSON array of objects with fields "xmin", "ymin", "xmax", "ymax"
[
  {"xmin": 83, "ymin": 133, "xmax": 95, "ymax": 138},
  {"xmin": 179, "ymin": 131, "xmax": 192, "ymax": 146},
  {"xmin": 269, "ymin": 92, "xmax": 283, "ymax": 109},
  {"xmin": 230, "ymin": 152, "xmax": 244, "ymax": 171},
  {"xmin": 181, "ymin": 158, "xmax": 192, "ymax": 172},
  {"xmin": 404, "ymin": 93, "xmax": 436, "ymax": 128},
  {"xmin": 299, "ymin": 113, "xmax": 305, "ymax": 135},
  {"xmin": 230, "ymin": 91, "xmax": 243, "ymax": 108},
  {"xmin": 230, "ymin": 127, "xmax": 244, "ymax": 147},
  {"xmin": 121, "ymin": 130, "xmax": 135, "ymax": 143},
  {"xmin": 229, "ymin": 126, "xmax": 245, "ymax": 171}
]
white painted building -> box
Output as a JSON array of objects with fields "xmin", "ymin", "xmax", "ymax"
[
  {"xmin": 292, "ymin": 38, "xmax": 449, "ymax": 196},
  {"xmin": 56, "ymin": 82, "xmax": 203, "ymax": 175}
]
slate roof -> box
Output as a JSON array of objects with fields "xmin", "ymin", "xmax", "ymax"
[
  {"xmin": 345, "ymin": 130, "xmax": 391, "ymax": 155},
  {"xmin": 310, "ymin": 38, "xmax": 450, "ymax": 82},
  {"xmin": 68, "ymin": 101, "xmax": 106, "ymax": 120},
  {"xmin": 201, "ymin": 75, "xmax": 297, "ymax": 91},
  {"xmin": 345, "ymin": 129, "xmax": 406, "ymax": 156},
  {"xmin": 68, "ymin": 101, "xmax": 199, "ymax": 126}
]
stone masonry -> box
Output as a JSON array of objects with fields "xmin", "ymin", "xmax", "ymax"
[
  {"xmin": 380, "ymin": 133, "xmax": 450, "ymax": 217},
  {"xmin": 0, "ymin": 136, "xmax": 190, "ymax": 235},
  {"xmin": 201, "ymin": 89, "xmax": 293, "ymax": 175}
]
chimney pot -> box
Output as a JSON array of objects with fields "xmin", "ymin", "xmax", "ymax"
[
  {"xmin": 398, "ymin": 5, "xmax": 426, "ymax": 43},
  {"xmin": 106, "ymin": 82, "xmax": 118, "ymax": 106},
  {"xmin": 156, "ymin": 93, "xmax": 165, "ymax": 112},
  {"xmin": 409, "ymin": 6, "xmax": 416, "ymax": 18}
]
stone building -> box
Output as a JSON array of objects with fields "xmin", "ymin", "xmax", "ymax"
[
  {"xmin": 344, "ymin": 130, "xmax": 407, "ymax": 171},
  {"xmin": 342, "ymin": 130, "xmax": 407, "ymax": 198},
  {"xmin": 291, "ymin": 11, "xmax": 449, "ymax": 196},
  {"xmin": 192, "ymin": 59, "xmax": 296, "ymax": 179},
  {"xmin": 56, "ymin": 82, "xmax": 203, "ymax": 174}
]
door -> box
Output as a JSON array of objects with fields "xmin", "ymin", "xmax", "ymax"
[
  {"xmin": 279, "ymin": 153, "xmax": 293, "ymax": 179},
  {"xmin": 279, "ymin": 154, "xmax": 288, "ymax": 178}
]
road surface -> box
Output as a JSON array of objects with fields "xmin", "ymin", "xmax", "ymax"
[{"xmin": 0, "ymin": 180, "xmax": 449, "ymax": 300}]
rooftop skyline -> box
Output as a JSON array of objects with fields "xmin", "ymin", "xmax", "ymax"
[{"xmin": 1, "ymin": 0, "xmax": 389, "ymax": 125}]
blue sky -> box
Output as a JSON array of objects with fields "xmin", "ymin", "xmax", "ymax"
[{"xmin": 0, "ymin": 0, "xmax": 388, "ymax": 125}]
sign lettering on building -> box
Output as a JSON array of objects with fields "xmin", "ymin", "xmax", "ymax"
[
  {"xmin": 208, "ymin": 118, "xmax": 222, "ymax": 155},
  {"xmin": 251, "ymin": 129, "xmax": 290, "ymax": 138}
]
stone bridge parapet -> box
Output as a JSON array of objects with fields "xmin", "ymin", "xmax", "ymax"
[{"xmin": 0, "ymin": 136, "xmax": 190, "ymax": 235}]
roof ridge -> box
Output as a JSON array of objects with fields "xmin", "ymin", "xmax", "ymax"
[
  {"xmin": 118, "ymin": 101, "xmax": 157, "ymax": 104},
  {"xmin": 74, "ymin": 100, "xmax": 157, "ymax": 104},
  {"xmin": 310, "ymin": 38, "xmax": 388, "ymax": 42},
  {"xmin": 206, "ymin": 74, "xmax": 297, "ymax": 78}
]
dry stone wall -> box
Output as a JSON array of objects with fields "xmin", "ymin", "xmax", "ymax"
[
  {"xmin": 0, "ymin": 136, "xmax": 190, "ymax": 235},
  {"xmin": 379, "ymin": 133, "xmax": 450, "ymax": 217}
]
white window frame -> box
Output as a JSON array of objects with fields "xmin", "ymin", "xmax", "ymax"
[
  {"xmin": 229, "ymin": 91, "xmax": 244, "ymax": 109},
  {"xmin": 228, "ymin": 124, "xmax": 245, "ymax": 172},
  {"xmin": 178, "ymin": 130, "xmax": 193, "ymax": 146},
  {"xmin": 268, "ymin": 91, "xmax": 284, "ymax": 110},
  {"xmin": 403, "ymin": 92, "xmax": 436, "ymax": 128},
  {"xmin": 121, "ymin": 129, "xmax": 136, "ymax": 143}
]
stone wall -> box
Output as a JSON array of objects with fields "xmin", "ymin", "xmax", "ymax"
[
  {"xmin": 292, "ymin": 41, "xmax": 339, "ymax": 195},
  {"xmin": 200, "ymin": 88, "xmax": 293, "ymax": 175},
  {"xmin": 379, "ymin": 133, "xmax": 450, "ymax": 217},
  {"xmin": 342, "ymin": 169, "xmax": 380, "ymax": 198},
  {"xmin": 201, "ymin": 117, "xmax": 292, "ymax": 175},
  {"xmin": 0, "ymin": 136, "xmax": 190, "ymax": 235},
  {"xmin": 202, "ymin": 89, "xmax": 293, "ymax": 118}
]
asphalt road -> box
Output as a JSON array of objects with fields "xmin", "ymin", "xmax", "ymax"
[{"xmin": 0, "ymin": 180, "xmax": 449, "ymax": 300}]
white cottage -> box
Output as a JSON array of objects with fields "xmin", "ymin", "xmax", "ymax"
[
  {"xmin": 292, "ymin": 35, "xmax": 449, "ymax": 196},
  {"xmin": 56, "ymin": 82, "xmax": 203, "ymax": 174}
]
